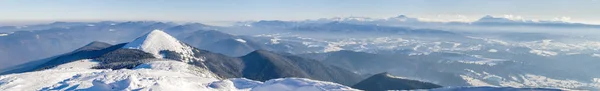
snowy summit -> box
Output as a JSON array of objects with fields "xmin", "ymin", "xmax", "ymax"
[{"xmin": 122, "ymin": 30, "xmax": 200, "ymax": 62}]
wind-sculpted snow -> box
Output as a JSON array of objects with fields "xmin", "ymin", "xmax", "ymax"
[{"xmin": 0, "ymin": 61, "xmax": 359, "ymax": 91}]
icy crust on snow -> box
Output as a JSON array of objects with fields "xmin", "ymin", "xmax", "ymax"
[
  {"xmin": 122, "ymin": 30, "xmax": 201, "ymax": 62},
  {"xmin": 0, "ymin": 61, "xmax": 358, "ymax": 91}
]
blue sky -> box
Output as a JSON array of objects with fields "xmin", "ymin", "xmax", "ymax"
[{"xmin": 1, "ymin": 0, "xmax": 599, "ymax": 25}]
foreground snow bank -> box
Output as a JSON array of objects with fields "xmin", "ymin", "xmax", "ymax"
[
  {"xmin": 0, "ymin": 61, "xmax": 358, "ymax": 91},
  {"xmin": 253, "ymin": 78, "xmax": 359, "ymax": 91},
  {"xmin": 133, "ymin": 60, "xmax": 218, "ymax": 78}
]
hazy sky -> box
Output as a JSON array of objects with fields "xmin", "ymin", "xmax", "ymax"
[{"xmin": 1, "ymin": 0, "xmax": 600, "ymax": 25}]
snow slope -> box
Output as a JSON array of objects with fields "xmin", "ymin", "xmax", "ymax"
[
  {"xmin": 252, "ymin": 78, "xmax": 359, "ymax": 91},
  {"xmin": 0, "ymin": 60, "xmax": 358, "ymax": 91},
  {"xmin": 134, "ymin": 60, "xmax": 218, "ymax": 78},
  {"xmin": 52, "ymin": 59, "xmax": 99, "ymax": 69},
  {"xmin": 122, "ymin": 30, "xmax": 200, "ymax": 62}
]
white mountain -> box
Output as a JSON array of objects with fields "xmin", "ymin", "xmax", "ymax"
[
  {"xmin": 122, "ymin": 30, "xmax": 201, "ymax": 63},
  {"xmin": 473, "ymin": 15, "xmax": 569, "ymax": 24}
]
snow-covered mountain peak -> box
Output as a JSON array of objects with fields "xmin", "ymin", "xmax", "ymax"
[
  {"xmin": 476, "ymin": 15, "xmax": 517, "ymax": 23},
  {"xmin": 122, "ymin": 30, "xmax": 200, "ymax": 62},
  {"xmin": 371, "ymin": 72, "xmax": 408, "ymax": 79},
  {"xmin": 395, "ymin": 15, "xmax": 409, "ymax": 19},
  {"xmin": 475, "ymin": 15, "xmax": 569, "ymax": 24}
]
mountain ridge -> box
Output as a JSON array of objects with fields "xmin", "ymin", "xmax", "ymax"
[
  {"xmin": 352, "ymin": 72, "xmax": 443, "ymax": 91},
  {"xmin": 1, "ymin": 30, "xmax": 371, "ymax": 88}
]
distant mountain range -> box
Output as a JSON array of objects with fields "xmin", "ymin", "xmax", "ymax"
[
  {"xmin": 240, "ymin": 15, "xmax": 600, "ymax": 29},
  {"xmin": 0, "ymin": 19, "xmax": 464, "ymax": 70}
]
